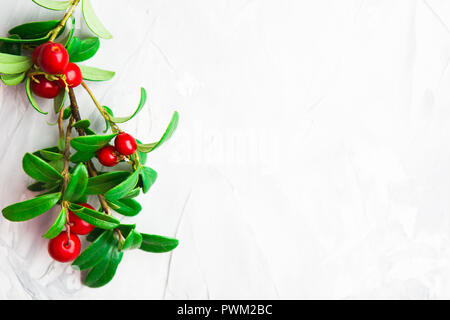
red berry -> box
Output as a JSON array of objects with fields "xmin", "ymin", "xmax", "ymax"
[
  {"xmin": 31, "ymin": 43, "xmax": 47, "ymax": 65},
  {"xmin": 97, "ymin": 145, "xmax": 119, "ymax": 167},
  {"xmin": 115, "ymin": 133, "xmax": 137, "ymax": 155},
  {"xmin": 38, "ymin": 42, "xmax": 69, "ymax": 74},
  {"xmin": 69, "ymin": 203, "xmax": 95, "ymax": 235},
  {"xmin": 31, "ymin": 75, "xmax": 60, "ymax": 98},
  {"xmin": 48, "ymin": 232, "xmax": 81, "ymax": 263},
  {"xmin": 57, "ymin": 62, "xmax": 82, "ymax": 88}
]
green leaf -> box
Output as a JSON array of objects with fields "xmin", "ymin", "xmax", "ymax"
[
  {"xmin": 0, "ymin": 35, "xmax": 22, "ymax": 55},
  {"xmin": 79, "ymin": 65, "xmax": 115, "ymax": 81},
  {"xmin": 123, "ymin": 188, "xmax": 140, "ymax": 199},
  {"xmin": 9, "ymin": 20, "xmax": 63, "ymax": 42},
  {"xmin": 70, "ymin": 150, "xmax": 95, "ymax": 163},
  {"xmin": 140, "ymin": 166, "xmax": 157, "ymax": 194},
  {"xmin": 82, "ymin": 0, "xmax": 113, "ymax": 40},
  {"xmin": 27, "ymin": 181, "xmax": 46, "ymax": 192},
  {"xmin": 107, "ymin": 198, "xmax": 142, "ymax": 216},
  {"xmin": 72, "ymin": 119, "xmax": 91, "ymax": 129},
  {"xmin": 49, "ymin": 159, "xmax": 64, "ymax": 173},
  {"xmin": 136, "ymin": 111, "xmax": 179, "ymax": 153},
  {"xmin": 0, "ymin": 53, "xmax": 32, "ymax": 74},
  {"xmin": 57, "ymin": 136, "xmax": 65, "ymax": 152},
  {"xmin": 23, "ymin": 152, "xmax": 63, "ymax": 182},
  {"xmin": 84, "ymin": 241, "xmax": 123, "ymax": 288},
  {"xmin": 63, "ymin": 163, "xmax": 88, "ymax": 202},
  {"xmin": 87, "ymin": 228, "xmax": 104, "ymax": 242},
  {"xmin": 63, "ymin": 107, "xmax": 72, "ymax": 120},
  {"xmin": 32, "ymin": 0, "xmax": 72, "ymax": 11},
  {"xmin": 26, "ymin": 77, "xmax": 47, "ymax": 115},
  {"xmin": 39, "ymin": 150, "xmax": 63, "ymax": 161},
  {"xmin": 110, "ymin": 88, "xmax": 147, "ymax": 123},
  {"xmin": 1, "ymin": 73, "xmax": 25, "ymax": 86},
  {"xmin": 85, "ymin": 127, "xmax": 97, "ymax": 135},
  {"xmin": 70, "ymin": 37, "xmax": 100, "ymax": 62},
  {"xmin": 69, "ymin": 203, "xmax": 120, "ymax": 230},
  {"xmin": 42, "ymin": 207, "xmax": 66, "ymax": 239},
  {"xmin": 70, "ymin": 133, "xmax": 116, "ymax": 152},
  {"xmin": 136, "ymin": 139, "xmax": 147, "ymax": 165},
  {"xmin": 66, "ymin": 35, "xmax": 81, "ymax": 57},
  {"xmin": 53, "ymin": 90, "xmax": 66, "ymax": 114},
  {"xmin": 139, "ymin": 234, "xmax": 179, "ymax": 253},
  {"xmin": 2, "ymin": 192, "xmax": 61, "ymax": 222},
  {"xmin": 102, "ymin": 106, "xmax": 113, "ymax": 133},
  {"xmin": 85, "ymin": 171, "xmax": 130, "ymax": 195},
  {"xmin": 104, "ymin": 169, "xmax": 140, "ymax": 201},
  {"xmin": 122, "ymin": 230, "xmax": 142, "ymax": 251},
  {"xmin": 72, "ymin": 230, "xmax": 114, "ymax": 270}
]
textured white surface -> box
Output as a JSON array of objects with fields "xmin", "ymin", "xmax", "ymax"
[{"xmin": 1, "ymin": 0, "xmax": 450, "ymax": 299}]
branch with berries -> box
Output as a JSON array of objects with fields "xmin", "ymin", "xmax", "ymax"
[{"xmin": 0, "ymin": 0, "xmax": 179, "ymax": 288}]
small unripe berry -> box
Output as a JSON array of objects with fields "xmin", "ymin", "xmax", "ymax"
[
  {"xmin": 97, "ymin": 145, "xmax": 119, "ymax": 167},
  {"xmin": 38, "ymin": 42, "xmax": 69, "ymax": 74},
  {"xmin": 115, "ymin": 133, "xmax": 137, "ymax": 156},
  {"xmin": 31, "ymin": 75, "xmax": 60, "ymax": 99},
  {"xmin": 57, "ymin": 62, "xmax": 82, "ymax": 88},
  {"xmin": 48, "ymin": 232, "xmax": 81, "ymax": 263},
  {"xmin": 69, "ymin": 203, "xmax": 96, "ymax": 235}
]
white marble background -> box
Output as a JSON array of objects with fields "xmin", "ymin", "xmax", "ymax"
[{"xmin": 1, "ymin": 0, "xmax": 450, "ymax": 299}]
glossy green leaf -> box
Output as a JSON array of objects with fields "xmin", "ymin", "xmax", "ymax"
[
  {"xmin": 42, "ymin": 207, "xmax": 66, "ymax": 239},
  {"xmin": 123, "ymin": 188, "xmax": 140, "ymax": 199},
  {"xmin": 136, "ymin": 111, "xmax": 179, "ymax": 153},
  {"xmin": 27, "ymin": 181, "xmax": 46, "ymax": 192},
  {"xmin": 53, "ymin": 90, "xmax": 66, "ymax": 114},
  {"xmin": 23, "ymin": 152, "xmax": 63, "ymax": 182},
  {"xmin": 107, "ymin": 198, "xmax": 142, "ymax": 216},
  {"xmin": 32, "ymin": 0, "xmax": 72, "ymax": 11},
  {"xmin": 135, "ymin": 139, "xmax": 147, "ymax": 165},
  {"xmin": 63, "ymin": 107, "xmax": 72, "ymax": 120},
  {"xmin": 72, "ymin": 230, "xmax": 114, "ymax": 270},
  {"xmin": 72, "ymin": 119, "xmax": 91, "ymax": 129},
  {"xmin": 140, "ymin": 166, "xmax": 157, "ymax": 194},
  {"xmin": 0, "ymin": 53, "xmax": 32, "ymax": 74},
  {"xmin": 0, "ymin": 35, "xmax": 22, "ymax": 55},
  {"xmin": 86, "ymin": 227, "xmax": 104, "ymax": 242},
  {"xmin": 85, "ymin": 171, "xmax": 130, "ymax": 195},
  {"xmin": 139, "ymin": 234, "xmax": 179, "ymax": 253},
  {"xmin": 70, "ymin": 150, "xmax": 95, "ymax": 163},
  {"xmin": 9, "ymin": 20, "xmax": 63, "ymax": 42},
  {"xmin": 122, "ymin": 230, "xmax": 142, "ymax": 251},
  {"xmin": 70, "ymin": 133, "xmax": 116, "ymax": 152},
  {"xmin": 66, "ymin": 35, "xmax": 81, "ymax": 57},
  {"xmin": 79, "ymin": 65, "xmax": 115, "ymax": 81},
  {"xmin": 39, "ymin": 150, "xmax": 63, "ymax": 161},
  {"xmin": 2, "ymin": 192, "xmax": 61, "ymax": 222},
  {"xmin": 85, "ymin": 127, "xmax": 97, "ymax": 135},
  {"xmin": 69, "ymin": 203, "xmax": 120, "ymax": 229},
  {"xmin": 25, "ymin": 78, "xmax": 47, "ymax": 115},
  {"xmin": 84, "ymin": 241, "xmax": 123, "ymax": 288},
  {"xmin": 70, "ymin": 37, "xmax": 100, "ymax": 62},
  {"xmin": 102, "ymin": 106, "xmax": 113, "ymax": 133},
  {"xmin": 57, "ymin": 136, "xmax": 65, "ymax": 151},
  {"xmin": 82, "ymin": 0, "xmax": 113, "ymax": 40},
  {"xmin": 1, "ymin": 73, "xmax": 25, "ymax": 86},
  {"xmin": 104, "ymin": 169, "xmax": 140, "ymax": 201},
  {"xmin": 49, "ymin": 159, "xmax": 64, "ymax": 173},
  {"xmin": 63, "ymin": 163, "xmax": 88, "ymax": 201},
  {"xmin": 110, "ymin": 88, "xmax": 147, "ymax": 123}
]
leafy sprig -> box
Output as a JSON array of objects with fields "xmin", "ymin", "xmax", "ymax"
[{"xmin": 0, "ymin": 0, "xmax": 180, "ymax": 288}]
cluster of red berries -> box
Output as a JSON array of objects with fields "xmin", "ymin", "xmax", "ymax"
[
  {"xmin": 31, "ymin": 41, "xmax": 82, "ymax": 98},
  {"xmin": 97, "ymin": 132, "xmax": 138, "ymax": 167},
  {"xmin": 48, "ymin": 203, "xmax": 95, "ymax": 262}
]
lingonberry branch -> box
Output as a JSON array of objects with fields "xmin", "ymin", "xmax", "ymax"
[
  {"xmin": 67, "ymin": 87, "xmax": 113, "ymax": 216},
  {"xmin": 1, "ymin": 0, "xmax": 180, "ymax": 286}
]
